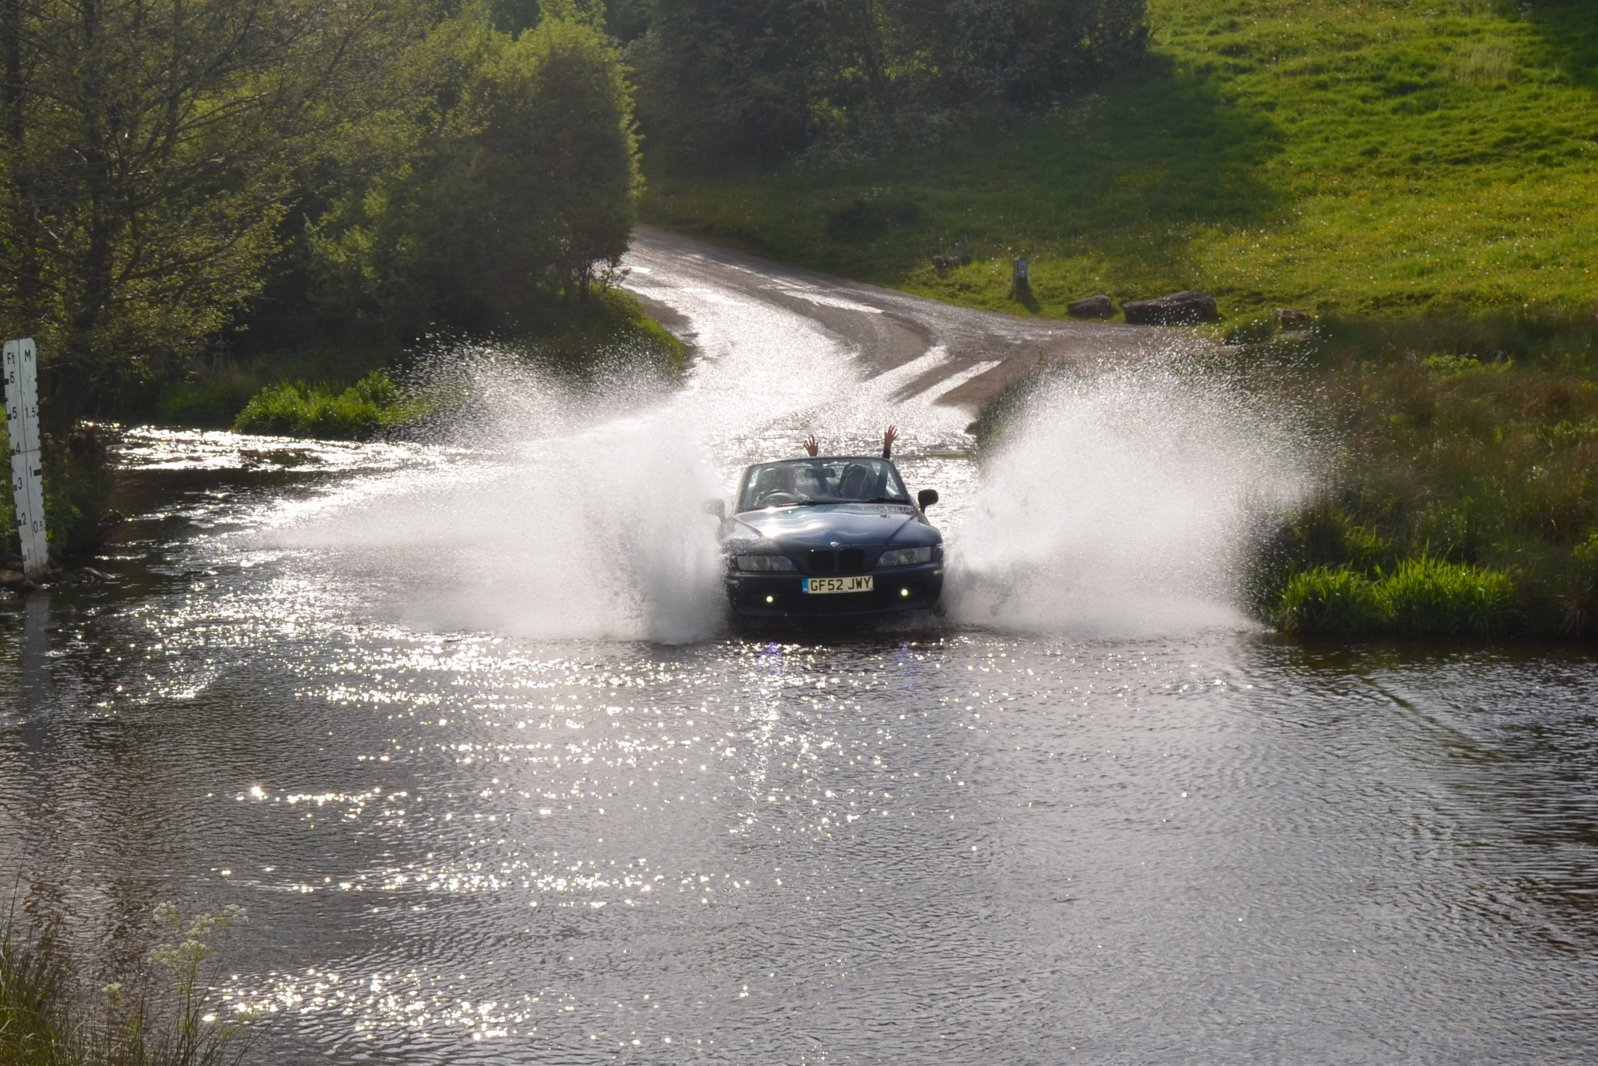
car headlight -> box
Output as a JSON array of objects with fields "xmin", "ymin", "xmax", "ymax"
[
  {"xmin": 735, "ymin": 553, "xmax": 795, "ymax": 572},
  {"xmin": 878, "ymin": 545, "xmax": 933, "ymax": 567}
]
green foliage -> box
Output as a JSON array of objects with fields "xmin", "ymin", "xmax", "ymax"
[
  {"xmin": 1241, "ymin": 325, "xmax": 1598, "ymax": 640},
  {"xmin": 0, "ymin": 919, "xmax": 72, "ymax": 1065},
  {"xmin": 505, "ymin": 285, "xmax": 688, "ymax": 380},
  {"xmin": 234, "ymin": 371, "xmax": 424, "ymax": 440},
  {"xmin": 0, "ymin": 423, "xmax": 117, "ymax": 566},
  {"xmin": 1275, "ymin": 566, "xmax": 1387, "ymax": 636},
  {"xmin": 228, "ymin": 289, "xmax": 682, "ymax": 440},
  {"xmin": 1378, "ymin": 557, "xmax": 1513, "ymax": 637},
  {"xmin": 630, "ymin": 0, "xmax": 1149, "ymax": 173},
  {"xmin": 629, "ymin": 0, "xmax": 833, "ymax": 169},
  {"xmin": 1, "ymin": 904, "xmax": 249, "ymax": 1066},
  {"xmin": 305, "ymin": 9, "xmax": 640, "ymax": 343},
  {"xmin": 0, "ymin": 0, "xmax": 435, "ymax": 431}
]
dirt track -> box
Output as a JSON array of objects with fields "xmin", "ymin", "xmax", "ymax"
[{"xmin": 622, "ymin": 226, "xmax": 1178, "ymax": 413}]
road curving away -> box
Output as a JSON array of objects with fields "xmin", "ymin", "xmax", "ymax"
[{"xmin": 621, "ymin": 225, "xmax": 1183, "ymax": 415}]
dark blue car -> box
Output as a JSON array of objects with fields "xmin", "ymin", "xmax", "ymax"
[{"xmin": 710, "ymin": 456, "xmax": 944, "ymax": 620}]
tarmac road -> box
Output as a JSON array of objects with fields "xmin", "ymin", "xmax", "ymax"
[{"xmin": 621, "ymin": 225, "xmax": 1174, "ymax": 413}]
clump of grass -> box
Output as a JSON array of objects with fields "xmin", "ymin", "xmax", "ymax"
[
  {"xmin": 1378, "ymin": 557, "xmax": 1514, "ymax": 636},
  {"xmin": 0, "ymin": 919, "xmax": 70, "ymax": 1064},
  {"xmin": 234, "ymin": 370, "xmax": 426, "ymax": 440},
  {"xmin": 1, "ymin": 903, "xmax": 249, "ymax": 1066},
  {"xmin": 1455, "ymin": 41, "xmax": 1514, "ymax": 85},
  {"xmin": 1275, "ymin": 566, "xmax": 1387, "ymax": 636},
  {"xmin": 1274, "ymin": 558, "xmax": 1512, "ymax": 637}
]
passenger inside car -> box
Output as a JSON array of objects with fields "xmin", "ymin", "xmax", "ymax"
[{"xmin": 839, "ymin": 464, "xmax": 872, "ymax": 499}]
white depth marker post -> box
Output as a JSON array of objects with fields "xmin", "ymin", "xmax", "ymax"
[{"xmin": 3, "ymin": 338, "xmax": 48, "ymax": 577}]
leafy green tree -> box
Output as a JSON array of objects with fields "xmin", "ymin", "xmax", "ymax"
[
  {"xmin": 631, "ymin": 0, "xmax": 830, "ymax": 170},
  {"xmin": 0, "ymin": 0, "xmax": 435, "ymax": 430},
  {"xmin": 470, "ymin": 12, "xmax": 640, "ymax": 303},
  {"xmin": 1007, "ymin": 0, "xmax": 1150, "ymax": 106},
  {"xmin": 307, "ymin": 8, "xmax": 641, "ymax": 339},
  {"xmin": 630, "ymin": 0, "xmax": 1147, "ymax": 169}
]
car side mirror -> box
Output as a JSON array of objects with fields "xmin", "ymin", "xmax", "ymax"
[
  {"xmin": 703, "ymin": 499, "xmax": 726, "ymax": 520},
  {"xmin": 917, "ymin": 488, "xmax": 939, "ymax": 510}
]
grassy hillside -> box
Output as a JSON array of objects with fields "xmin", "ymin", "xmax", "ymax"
[{"xmin": 643, "ymin": 0, "xmax": 1598, "ymax": 322}]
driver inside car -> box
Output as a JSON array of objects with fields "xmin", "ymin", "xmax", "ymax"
[{"xmin": 756, "ymin": 464, "xmax": 806, "ymax": 506}]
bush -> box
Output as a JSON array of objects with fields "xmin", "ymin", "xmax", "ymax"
[
  {"xmin": 233, "ymin": 371, "xmax": 422, "ymax": 440},
  {"xmin": 1274, "ymin": 566, "xmax": 1386, "ymax": 636},
  {"xmin": 1273, "ymin": 559, "xmax": 1513, "ymax": 638}
]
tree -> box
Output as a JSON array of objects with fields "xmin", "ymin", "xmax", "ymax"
[
  {"xmin": 306, "ymin": 9, "xmax": 642, "ymax": 338},
  {"xmin": 630, "ymin": 0, "xmax": 830, "ymax": 170},
  {"xmin": 629, "ymin": 0, "xmax": 1149, "ymax": 169},
  {"xmin": 0, "ymin": 0, "xmax": 436, "ymax": 430}
]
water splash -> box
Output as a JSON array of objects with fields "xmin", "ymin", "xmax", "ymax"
[
  {"xmin": 945, "ymin": 361, "xmax": 1321, "ymax": 637},
  {"xmin": 254, "ymin": 347, "xmax": 729, "ymax": 645}
]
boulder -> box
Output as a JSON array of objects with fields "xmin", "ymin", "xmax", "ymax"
[
  {"xmin": 1122, "ymin": 290, "xmax": 1219, "ymax": 325},
  {"xmin": 930, "ymin": 251, "xmax": 972, "ymax": 276},
  {"xmin": 1067, "ymin": 294, "xmax": 1117, "ymax": 319},
  {"xmin": 1275, "ymin": 308, "xmax": 1311, "ymax": 330}
]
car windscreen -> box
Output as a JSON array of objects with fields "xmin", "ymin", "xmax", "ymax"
[{"xmin": 737, "ymin": 458, "xmax": 911, "ymax": 511}]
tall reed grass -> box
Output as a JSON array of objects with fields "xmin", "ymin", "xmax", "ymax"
[
  {"xmin": 0, "ymin": 904, "xmax": 249, "ymax": 1066},
  {"xmin": 1274, "ymin": 559, "xmax": 1513, "ymax": 637}
]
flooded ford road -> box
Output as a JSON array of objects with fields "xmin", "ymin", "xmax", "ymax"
[{"xmin": 1, "ymin": 231, "xmax": 1594, "ymax": 1065}]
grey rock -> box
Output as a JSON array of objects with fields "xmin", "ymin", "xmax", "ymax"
[
  {"xmin": 1067, "ymin": 294, "xmax": 1117, "ymax": 319},
  {"xmin": 1122, "ymin": 290, "xmax": 1219, "ymax": 325}
]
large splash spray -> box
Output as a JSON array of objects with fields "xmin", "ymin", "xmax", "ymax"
[
  {"xmin": 944, "ymin": 361, "xmax": 1321, "ymax": 637},
  {"xmin": 251, "ymin": 348, "xmax": 729, "ymax": 644}
]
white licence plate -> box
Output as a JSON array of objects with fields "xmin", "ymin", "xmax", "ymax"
[{"xmin": 803, "ymin": 575, "xmax": 873, "ymax": 595}]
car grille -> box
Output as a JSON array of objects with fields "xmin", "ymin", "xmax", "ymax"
[{"xmin": 805, "ymin": 548, "xmax": 869, "ymax": 575}]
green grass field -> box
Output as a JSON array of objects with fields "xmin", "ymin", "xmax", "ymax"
[{"xmin": 644, "ymin": 0, "xmax": 1598, "ymax": 322}]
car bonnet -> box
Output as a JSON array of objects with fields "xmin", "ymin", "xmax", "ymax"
[{"xmin": 727, "ymin": 503, "xmax": 932, "ymax": 550}]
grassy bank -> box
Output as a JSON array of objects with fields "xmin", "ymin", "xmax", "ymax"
[
  {"xmin": 644, "ymin": 0, "xmax": 1598, "ymax": 322},
  {"xmin": 1244, "ymin": 317, "xmax": 1598, "ymax": 639}
]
